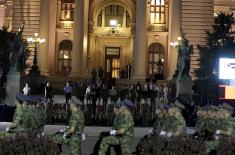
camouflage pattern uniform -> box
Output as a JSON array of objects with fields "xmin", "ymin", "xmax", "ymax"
[
  {"xmin": 13, "ymin": 105, "xmax": 25, "ymax": 129},
  {"xmin": 34, "ymin": 104, "xmax": 46, "ymax": 134},
  {"xmin": 99, "ymin": 110, "xmax": 134, "ymax": 155},
  {"xmin": 53, "ymin": 109, "xmax": 85, "ymax": 155}
]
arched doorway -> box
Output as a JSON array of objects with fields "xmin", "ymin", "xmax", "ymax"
[
  {"xmin": 148, "ymin": 43, "xmax": 165, "ymax": 79},
  {"xmin": 58, "ymin": 40, "xmax": 72, "ymax": 74}
]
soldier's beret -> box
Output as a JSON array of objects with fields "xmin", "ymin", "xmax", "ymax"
[
  {"xmin": 27, "ymin": 96, "xmax": 41, "ymax": 103},
  {"xmin": 222, "ymin": 103, "xmax": 233, "ymax": 111},
  {"xmin": 16, "ymin": 92, "xmax": 34, "ymax": 103},
  {"xmin": 121, "ymin": 99, "xmax": 134, "ymax": 109},
  {"xmin": 71, "ymin": 96, "xmax": 83, "ymax": 105},
  {"xmin": 158, "ymin": 103, "xmax": 165, "ymax": 110},
  {"xmin": 174, "ymin": 100, "xmax": 185, "ymax": 109},
  {"xmin": 16, "ymin": 92, "xmax": 27, "ymax": 102},
  {"xmin": 114, "ymin": 101, "xmax": 122, "ymax": 108}
]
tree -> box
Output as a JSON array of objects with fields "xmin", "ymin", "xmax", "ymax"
[{"xmin": 194, "ymin": 12, "xmax": 235, "ymax": 103}]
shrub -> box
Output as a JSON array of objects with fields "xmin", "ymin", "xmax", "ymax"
[
  {"xmin": 136, "ymin": 134, "xmax": 206, "ymax": 155},
  {"xmin": 0, "ymin": 134, "xmax": 59, "ymax": 155}
]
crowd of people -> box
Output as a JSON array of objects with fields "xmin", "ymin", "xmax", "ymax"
[
  {"xmin": 20, "ymin": 76, "xmax": 176, "ymax": 127},
  {"xmin": 59, "ymin": 78, "xmax": 174, "ymax": 126}
]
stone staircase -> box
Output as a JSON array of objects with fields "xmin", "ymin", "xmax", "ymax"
[{"xmin": 45, "ymin": 76, "xmax": 168, "ymax": 94}]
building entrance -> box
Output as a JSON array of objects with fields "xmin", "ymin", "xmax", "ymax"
[{"xmin": 105, "ymin": 47, "xmax": 120, "ymax": 78}]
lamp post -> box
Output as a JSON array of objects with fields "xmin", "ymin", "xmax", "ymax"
[
  {"xmin": 170, "ymin": 37, "xmax": 182, "ymax": 48},
  {"xmin": 27, "ymin": 33, "xmax": 45, "ymax": 74}
]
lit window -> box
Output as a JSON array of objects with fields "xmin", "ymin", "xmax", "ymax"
[
  {"xmin": 150, "ymin": 0, "xmax": 165, "ymax": 24},
  {"xmin": 59, "ymin": 0, "xmax": 75, "ymax": 28},
  {"xmin": 97, "ymin": 5, "xmax": 131, "ymax": 28}
]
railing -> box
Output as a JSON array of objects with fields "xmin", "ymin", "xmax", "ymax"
[{"xmin": 149, "ymin": 24, "xmax": 167, "ymax": 32}]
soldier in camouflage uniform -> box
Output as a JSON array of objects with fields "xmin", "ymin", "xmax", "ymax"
[
  {"xmin": 6, "ymin": 100, "xmax": 26, "ymax": 132},
  {"xmin": 98, "ymin": 99, "xmax": 134, "ymax": 155},
  {"xmin": 34, "ymin": 102, "xmax": 46, "ymax": 135},
  {"xmin": 53, "ymin": 96, "xmax": 85, "ymax": 155}
]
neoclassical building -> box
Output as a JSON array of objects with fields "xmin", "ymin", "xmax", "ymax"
[{"xmin": 0, "ymin": 0, "xmax": 234, "ymax": 80}]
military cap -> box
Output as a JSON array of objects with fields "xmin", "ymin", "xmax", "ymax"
[
  {"xmin": 222, "ymin": 103, "xmax": 233, "ymax": 111},
  {"xmin": 27, "ymin": 95, "xmax": 41, "ymax": 103},
  {"xmin": 71, "ymin": 96, "xmax": 83, "ymax": 105},
  {"xmin": 158, "ymin": 103, "xmax": 165, "ymax": 110},
  {"xmin": 209, "ymin": 105, "xmax": 219, "ymax": 111},
  {"xmin": 16, "ymin": 92, "xmax": 28, "ymax": 102},
  {"xmin": 173, "ymin": 100, "xmax": 185, "ymax": 109},
  {"xmin": 114, "ymin": 101, "xmax": 122, "ymax": 109},
  {"xmin": 121, "ymin": 99, "xmax": 134, "ymax": 109}
]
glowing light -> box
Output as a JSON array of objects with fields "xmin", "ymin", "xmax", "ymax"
[
  {"xmin": 63, "ymin": 54, "xmax": 69, "ymax": 59},
  {"xmin": 110, "ymin": 20, "xmax": 117, "ymax": 27}
]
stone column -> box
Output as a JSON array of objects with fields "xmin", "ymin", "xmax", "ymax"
[
  {"xmin": 48, "ymin": 0, "xmax": 57, "ymax": 74},
  {"xmin": 71, "ymin": 0, "xmax": 89, "ymax": 77},
  {"xmin": 133, "ymin": 0, "xmax": 147, "ymax": 79},
  {"xmin": 39, "ymin": 0, "xmax": 49, "ymax": 75},
  {"xmin": 167, "ymin": 0, "xmax": 181, "ymax": 79},
  {"xmin": 0, "ymin": 5, "xmax": 6, "ymax": 27},
  {"xmin": 123, "ymin": 10, "xmax": 126, "ymax": 27},
  {"xmin": 102, "ymin": 9, "xmax": 105, "ymax": 27}
]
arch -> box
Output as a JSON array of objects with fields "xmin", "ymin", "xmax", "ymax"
[
  {"xmin": 90, "ymin": 0, "xmax": 136, "ymax": 25},
  {"xmin": 148, "ymin": 42, "xmax": 165, "ymax": 78},
  {"xmin": 59, "ymin": 39, "xmax": 73, "ymax": 51},
  {"xmin": 96, "ymin": 4, "xmax": 131, "ymax": 27}
]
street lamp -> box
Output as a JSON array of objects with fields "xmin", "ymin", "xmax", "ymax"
[
  {"xmin": 170, "ymin": 36, "xmax": 182, "ymax": 48},
  {"xmin": 27, "ymin": 33, "xmax": 45, "ymax": 74}
]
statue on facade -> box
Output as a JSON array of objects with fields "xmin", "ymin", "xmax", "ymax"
[
  {"xmin": 176, "ymin": 29, "xmax": 193, "ymax": 80},
  {"xmin": 9, "ymin": 22, "xmax": 26, "ymax": 72}
]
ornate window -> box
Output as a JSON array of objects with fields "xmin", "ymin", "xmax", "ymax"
[
  {"xmin": 150, "ymin": 0, "xmax": 165, "ymax": 24},
  {"xmin": 97, "ymin": 5, "xmax": 131, "ymax": 27},
  {"xmin": 148, "ymin": 43, "xmax": 164, "ymax": 76},
  {"xmin": 105, "ymin": 5, "xmax": 124, "ymax": 27},
  {"xmin": 58, "ymin": 40, "xmax": 72, "ymax": 74},
  {"xmin": 59, "ymin": 0, "xmax": 75, "ymax": 28}
]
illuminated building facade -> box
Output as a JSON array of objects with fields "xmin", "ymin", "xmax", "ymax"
[{"xmin": 0, "ymin": 0, "xmax": 234, "ymax": 80}]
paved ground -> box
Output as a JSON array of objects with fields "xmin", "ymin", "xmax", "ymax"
[{"xmin": 0, "ymin": 122, "xmax": 151, "ymax": 155}]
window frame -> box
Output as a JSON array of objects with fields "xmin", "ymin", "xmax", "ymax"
[
  {"xmin": 148, "ymin": 43, "xmax": 164, "ymax": 75},
  {"xmin": 150, "ymin": 0, "xmax": 166, "ymax": 24}
]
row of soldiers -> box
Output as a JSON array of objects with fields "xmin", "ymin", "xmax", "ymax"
[
  {"xmin": 53, "ymin": 97, "xmax": 134, "ymax": 155},
  {"xmin": 3, "ymin": 92, "xmax": 134, "ymax": 155},
  {"xmin": 4, "ymin": 93, "xmax": 45, "ymax": 136}
]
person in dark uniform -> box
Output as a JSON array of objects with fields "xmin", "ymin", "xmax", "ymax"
[
  {"xmin": 97, "ymin": 66, "xmax": 104, "ymax": 79},
  {"xmin": 64, "ymin": 82, "xmax": 73, "ymax": 104},
  {"xmin": 126, "ymin": 62, "xmax": 132, "ymax": 79},
  {"xmin": 119, "ymin": 84, "xmax": 128, "ymax": 101},
  {"xmin": 45, "ymin": 82, "xmax": 53, "ymax": 103}
]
